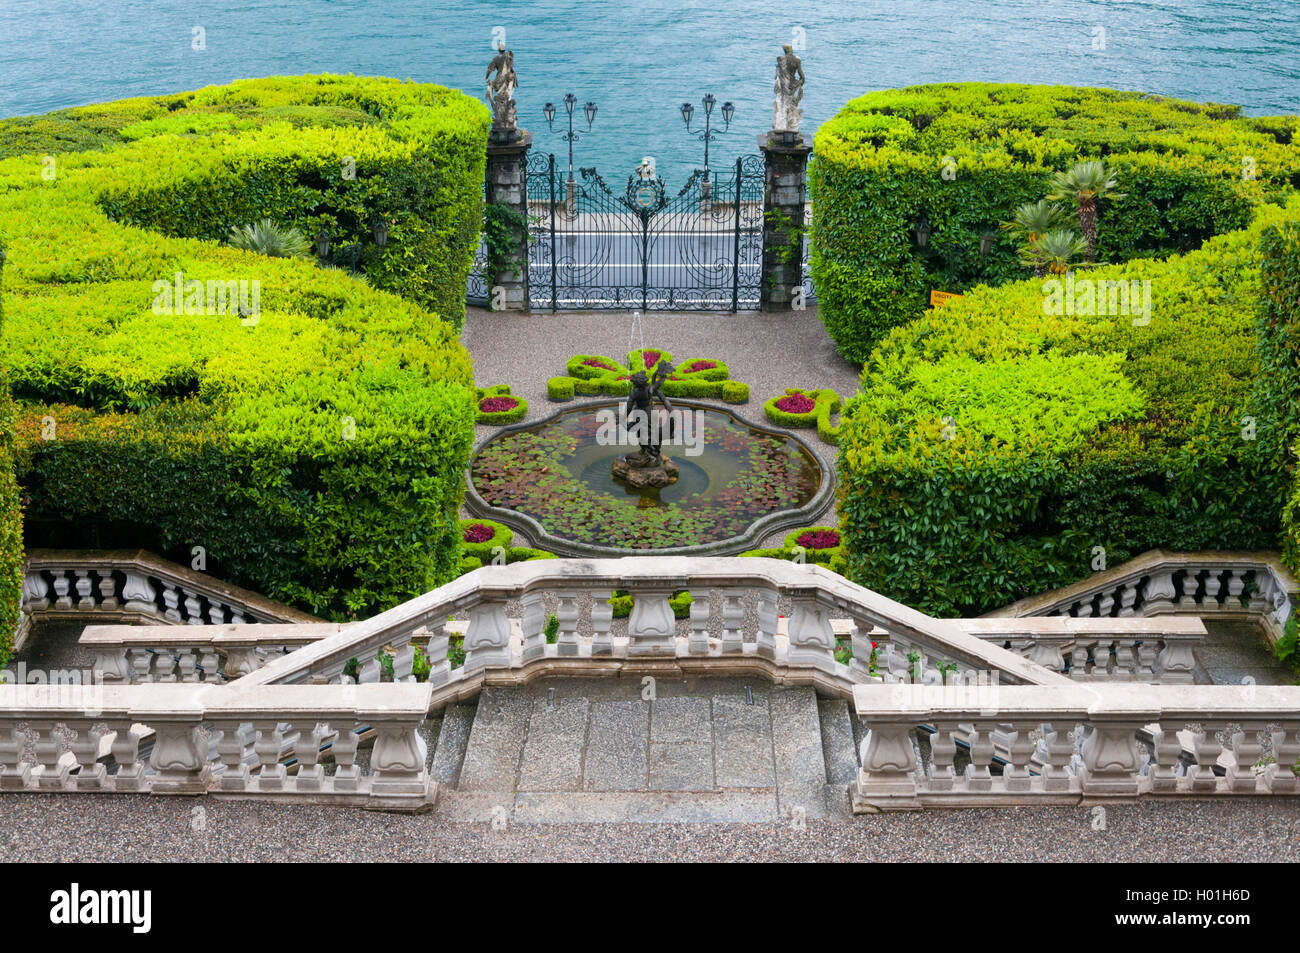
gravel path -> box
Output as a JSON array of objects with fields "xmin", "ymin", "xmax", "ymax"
[
  {"xmin": 461, "ymin": 305, "xmax": 861, "ymax": 547},
  {"xmin": 2, "ymin": 794, "xmax": 1295, "ymax": 862}
]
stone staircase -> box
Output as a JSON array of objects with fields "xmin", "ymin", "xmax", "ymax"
[{"xmin": 421, "ymin": 676, "xmax": 860, "ymax": 824}]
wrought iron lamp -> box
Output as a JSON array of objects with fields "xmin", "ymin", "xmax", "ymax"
[
  {"xmin": 315, "ymin": 229, "xmax": 331, "ymax": 262},
  {"xmin": 543, "ymin": 92, "xmax": 598, "ymax": 198},
  {"xmin": 914, "ymin": 214, "xmax": 931, "ymax": 250},
  {"xmin": 372, "ymin": 214, "xmax": 389, "ymax": 249},
  {"xmin": 679, "ymin": 93, "xmax": 734, "ymax": 182},
  {"xmin": 979, "ymin": 230, "xmax": 995, "ymax": 258}
]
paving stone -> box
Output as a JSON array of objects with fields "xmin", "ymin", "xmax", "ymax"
[
  {"xmin": 713, "ymin": 693, "xmax": 776, "ymax": 789},
  {"xmin": 650, "ymin": 696, "xmax": 711, "ymax": 743},
  {"xmin": 518, "ymin": 696, "xmax": 590, "ymax": 792},
  {"xmin": 648, "ymin": 741, "xmax": 714, "ymax": 791},
  {"xmin": 583, "ymin": 700, "xmax": 650, "ymax": 792},
  {"xmin": 513, "ymin": 791, "xmax": 779, "ymax": 824},
  {"xmin": 458, "ymin": 687, "xmax": 532, "ymax": 791},
  {"xmin": 771, "ymin": 687, "xmax": 828, "ymax": 819},
  {"xmin": 429, "ymin": 705, "xmax": 475, "ymax": 786}
]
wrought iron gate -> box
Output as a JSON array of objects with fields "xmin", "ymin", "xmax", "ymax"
[{"xmin": 526, "ymin": 153, "xmax": 764, "ymax": 311}]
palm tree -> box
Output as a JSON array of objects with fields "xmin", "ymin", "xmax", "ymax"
[
  {"xmin": 1046, "ymin": 160, "xmax": 1126, "ymax": 262},
  {"xmin": 1021, "ymin": 229, "xmax": 1089, "ymax": 277},
  {"xmin": 227, "ymin": 219, "xmax": 312, "ymax": 259},
  {"xmin": 1000, "ymin": 199, "xmax": 1068, "ymax": 247}
]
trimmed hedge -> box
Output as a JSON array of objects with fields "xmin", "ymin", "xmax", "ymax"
[
  {"xmin": 1, "ymin": 76, "xmax": 489, "ymax": 622},
  {"xmin": 457, "ymin": 518, "xmax": 515, "ymax": 561},
  {"xmin": 764, "ymin": 388, "xmax": 843, "ymax": 445},
  {"xmin": 0, "ymin": 250, "xmax": 23, "ymax": 666},
  {"xmin": 609, "ymin": 589, "xmax": 693, "ymax": 620},
  {"xmin": 475, "ymin": 385, "xmax": 528, "ymax": 425},
  {"xmin": 547, "ymin": 347, "xmax": 750, "ymax": 403},
  {"xmin": 812, "ymin": 83, "xmax": 1300, "ymax": 362},
  {"xmin": 1253, "ymin": 219, "xmax": 1300, "ymax": 574},
  {"xmin": 838, "ymin": 197, "xmax": 1300, "ymax": 617}
]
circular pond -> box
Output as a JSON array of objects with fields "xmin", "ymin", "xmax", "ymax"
[{"xmin": 466, "ymin": 400, "xmax": 829, "ymax": 555}]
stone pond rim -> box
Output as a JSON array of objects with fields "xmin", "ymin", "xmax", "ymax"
[{"xmin": 463, "ymin": 398, "xmax": 836, "ymax": 558}]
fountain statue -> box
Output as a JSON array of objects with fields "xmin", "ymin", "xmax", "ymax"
[
  {"xmin": 772, "ymin": 43, "xmax": 805, "ymax": 136},
  {"xmin": 485, "ymin": 41, "xmax": 519, "ymax": 142},
  {"xmin": 611, "ymin": 360, "xmax": 680, "ymax": 491}
]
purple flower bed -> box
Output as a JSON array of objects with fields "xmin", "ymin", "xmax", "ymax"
[
  {"xmin": 775, "ymin": 394, "xmax": 816, "ymax": 414},
  {"xmin": 463, "ymin": 523, "xmax": 495, "ymax": 543},
  {"xmin": 797, "ymin": 529, "xmax": 841, "ymax": 550},
  {"xmin": 479, "ymin": 396, "xmax": 518, "ymax": 413}
]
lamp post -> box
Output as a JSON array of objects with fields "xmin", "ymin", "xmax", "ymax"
[
  {"xmin": 913, "ymin": 213, "xmax": 932, "ymax": 250},
  {"xmin": 544, "ymin": 93, "xmax": 597, "ymax": 214},
  {"xmin": 979, "ymin": 229, "xmax": 995, "ymax": 258},
  {"xmin": 315, "ymin": 229, "xmax": 331, "ymax": 265},
  {"xmin": 372, "ymin": 213, "xmax": 389, "ymax": 250},
  {"xmin": 679, "ymin": 94, "xmax": 734, "ymax": 192}
]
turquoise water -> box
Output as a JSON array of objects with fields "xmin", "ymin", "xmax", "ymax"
[{"xmin": 2, "ymin": 0, "xmax": 1297, "ymax": 183}]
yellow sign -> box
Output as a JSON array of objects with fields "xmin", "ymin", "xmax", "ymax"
[{"xmin": 930, "ymin": 290, "xmax": 963, "ymax": 308}]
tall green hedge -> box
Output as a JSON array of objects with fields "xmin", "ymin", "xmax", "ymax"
[
  {"xmin": 812, "ymin": 83, "xmax": 1300, "ymax": 362},
  {"xmin": 838, "ymin": 198, "xmax": 1300, "ymax": 617},
  {"xmin": 1253, "ymin": 220, "xmax": 1300, "ymax": 573},
  {"xmin": 0, "ymin": 248, "xmax": 24, "ymax": 667},
  {"xmin": 0, "ymin": 76, "xmax": 489, "ymax": 622}
]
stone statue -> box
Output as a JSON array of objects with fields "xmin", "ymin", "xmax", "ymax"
[
  {"xmin": 485, "ymin": 42, "xmax": 518, "ymax": 138},
  {"xmin": 612, "ymin": 361, "xmax": 680, "ymax": 490},
  {"xmin": 772, "ymin": 43, "xmax": 805, "ymax": 134}
]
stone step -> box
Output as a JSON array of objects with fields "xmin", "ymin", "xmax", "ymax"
[
  {"xmin": 429, "ymin": 703, "xmax": 477, "ymax": 788},
  {"xmin": 818, "ymin": 695, "xmax": 859, "ymax": 819},
  {"xmin": 441, "ymin": 677, "xmax": 841, "ymax": 823}
]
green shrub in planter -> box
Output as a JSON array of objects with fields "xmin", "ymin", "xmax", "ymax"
[
  {"xmin": 547, "ymin": 376, "xmax": 576, "ymax": 401},
  {"xmin": 544, "ymin": 613, "xmax": 560, "ymax": 644},
  {"xmin": 458, "ymin": 555, "xmax": 483, "ymax": 574},
  {"xmin": 475, "ymin": 384, "xmax": 528, "ymax": 425},
  {"xmin": 457, "ymin": 518, "xmax": 514, "ymax": 561},
  {"xmin": 607, "ymin": 589, "xmax": 692, "ymax": 619}
]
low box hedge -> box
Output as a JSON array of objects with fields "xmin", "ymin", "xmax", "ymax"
[
  {"xmin": 475, "ymin": 385, "xmax": 528, "ymax": 425},
  {"xmin": 548, "ymin": 346, "xmax": 749, "ymax": 404},
  {"xmin": 763, "ymin": 388, "xmax": 843, "ymax": 444}
]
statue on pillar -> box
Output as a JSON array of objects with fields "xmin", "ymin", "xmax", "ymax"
[
  {"xmin": 485, "ymin": 42, "xmax": 519, "ymax": 141},
  {"xmin": 772, "ymin": 43, "xmax": 805, "ymax": 135}
]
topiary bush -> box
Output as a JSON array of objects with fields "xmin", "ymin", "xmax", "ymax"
[
  {"xmin": 457, "ymin": 518, "xmax": 514, "ymax": 561},
  {"xmin": 812, "ymin": 83, "xmax": 1300, "ymax": 361},
  {"xmin": 608, "ymin": 589, "xmax": 693, "ymax": 619},
  {"xmin": 1, "ymin": 76, "xmax": 489, "ymax": 622},
  {"xmin": 837, "ymin": 197, "xmax": 1300, "ymax": 617},
  {"xmin": 475, "ymin": 385, "xmax": 528, "ymax": 425}
]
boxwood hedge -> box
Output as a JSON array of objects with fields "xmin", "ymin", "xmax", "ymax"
[
  {"xmin": 838, "ymin": 196, "xmax": 1300, "ymax": 617},
  {"xmin": 812, "ymin": 83, "xmax": 1300, "ymax": 362},
  {"xmin": 0, "ymin": 76, "xmax": 489, "ymax": 624}
]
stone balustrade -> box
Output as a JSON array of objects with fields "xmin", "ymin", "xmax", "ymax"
[
  {"xmin": 987, "ymin": 549, "xmax": 1297, "ymax": 646},
  {"xmin": 0, "ymin": 682, "xmax": 434, "ymax": 810},
  {"xmin": 17, "ymin": 549, "xmax": 321, "ymax": 655},
  {"xmin": 852, "ymin": 682, "xmax": 1300, "ymax": 812}
]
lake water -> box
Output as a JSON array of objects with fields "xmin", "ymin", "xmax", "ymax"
[{"xmin": 2, "ymin": 0, "xmax": 1297, "ymax": 183}]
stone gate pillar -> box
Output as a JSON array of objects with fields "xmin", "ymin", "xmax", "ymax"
[
  {"xmin": 758, "ymin": 131, "xmax": 813, "ymax": 312},
  {"xmin": 484, "ymin": 130, "xmax": 532, "ymax": 311}
]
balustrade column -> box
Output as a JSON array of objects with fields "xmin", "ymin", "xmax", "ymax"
[
  {"xmin": 367, "ymin": 713, "xmax": 431, "ymax": 802},
  {"xmin": 855, "ymin": 721, "xmax": 921, "ymax": 810},
  {"xmin": 145, "ymin": 719, "xmax": 209, "ymax": 795},
  {"xmin": 556, "ymin": 593, "xmax": 580, "ymax": 657},
  {"xmin": 786, "ymin": 596, "xmax": 835, "ymax": 672},
  {"xmin": 519, "ymin": 593, "xmax": 547, "ymax": 661},
  {"xmin": 720, "ymin": 590, "xmax": 745, "ymax": 655},
  {"xmin": 293, "ymin": 724, "xmax": 328, "ymax": 793},
  {"xmin": 108, "ymin": 722, "xmax": 147, "ymax": 792},
  {"xmin": 754, "ymin": 590, "xmax": 779, "ymax": 660},
  {"xmin": 65, "ymin": 719, "xmax": 108, "ymax": 791},
  {"xmin": 1078, "ymin": 720, "xmax": 1144, "ymax": 796},
  {"xmin": 1265, "ymin": 725, "xmax": 1300, "ymax": 794},
  {"xmin": 464, "ymin": 600, "xmax": 512, "ymax": 671},
  {"xmin": 687, "ymin": 596, "xmax": 711, "ymax": 655},
  {"xmin": 590, "ymin": 592, "xmax": 614, "ymax": 657},
  {"xmin": 0, "ymin": 725, "xmax": 30, "ymax": 790},
  {"xmin": 212, "ymin": 720, "xmax": 255, "ymax": 791},
  {"xmin": 626, "ymin": 588, "xmax": 677, "ymax": 657}
]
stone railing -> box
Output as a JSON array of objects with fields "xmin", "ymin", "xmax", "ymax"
[
  {"xmin": 210, "ymin": 557, "xmax": 1080, "ymax": 695},
  {"xmin": 0, "ymin": 682, "xmax": 434, "ymax": 810},
  {"xmin": 17, "ymin": 549, "xmax": 321, "ymax": 654},
  {"xmin": 852, "ymin": 682, "xmax": 1300, "ymax": 812},
  {"xmin": 946, "ymin": 617, "xmax": 1206, "ymax": 684},
  {"xmin": 987, "ymin": 549, "xmax": 1298, "ymax": 645}
]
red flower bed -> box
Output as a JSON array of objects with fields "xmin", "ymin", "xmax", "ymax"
[
  {"xmin": 463, "ymin": 523, "xmax": 495, "ymax": 543},
  {"xmin": 583, "ymin": 358, "xmax": 615, "ymax": 370},
  {"xmin": 685, "ymin": 360, "xmax": 717, "ymax": 372},
  {"xmin": 643, "ymin": 350, "xmax": 661, "ymax": 367},
  {"xmin": 775, "ymin": 393, "xmax": 816, "ymax": 414},
  {"xmin": 797, "ymin": 529, "xmax": 841, "ymax": 550},
  {"xmin": 479, "ymin": 396, "xmax": 519, "ymax": 413}
]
